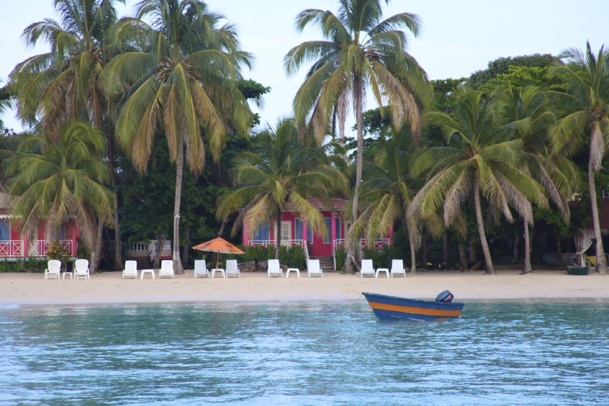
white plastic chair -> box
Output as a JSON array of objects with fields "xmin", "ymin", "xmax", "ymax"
[
  {"xmin": 360, "ymin": 259, "xmax": 375, "ymax": 278},
  {"xmin": 267, "ymin": 259, "xmax": 283, "ymax": 278},
  {"xmin": 390, "ymin": 259, "xmax": 406, "ymax": 278},
  {"xmin": 194, "ymin": 259, "xmax": 209, "ymax": 278},
  {"xmin": 74, "ymin": 259, "xmax": 90, "ymax": 279},
  {"xmin": 225, "ymin": 260, "xmax": 240, "ymax": 278},
  {"xmin": 159, "ymin": 260, "xmax": 174, "ymax": 278},
  {"xmin": 123, "ymin": 260, "xmax": 138, "ymax": 279},
  {"xmin": 45, "ymin": 259, "xmax": 61, "ymax": 280},
  {"xmin": 307, "ymin": 259, "xmax": 323, "ymax": 277}
]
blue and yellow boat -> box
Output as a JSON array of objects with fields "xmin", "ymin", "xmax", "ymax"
[{"xmin": 362, "ymin": 291, "xmax": 464, "ymax": 321}]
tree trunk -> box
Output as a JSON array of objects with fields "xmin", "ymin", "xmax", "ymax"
[
  {"xmin": 458, "ymin": 243, "xmax": 468, "ymax": 272},
  {"xmin": 443, "ymin": 233, "xmax": 449, "ymax": 269},
  {"xmin": 217, "ymin": 214, "xmax": 231, "ymax": 238},
  {"xmin": 555, "ymin": 232, "xmax": 563, "ymax": 264},
  {"xmin": 182, "ymin": 224, "xmax": 190, "ymax": 269},
  {"xmin": 408, "ymin": 235, "xmax": 417, "ymax": 275},
  {"xmin": 344, "ymin": 78, "xmax": 364, "ymax": 274},
  {"xmin": 588, "ymin": 160, "xmax": 607, "ymax": 274},
  {"xmin": 91, "ymin": 220, "xmax": 103, "ymax": 273},
  {"xmin": 153, "ymin": 234, "xmax": 165, "ymax": 269},
  {"xmin": 522, "ymin": 221, "xmax": 532, "ymax": 274},
  {"xmin": 473, "ymin": 172, "xmax": 495, "ymax": 274},
  {"xmin": 173, "ymin": 137, "xmax": 184, "ymax": 274},
  {"xmin": 275, "ymin": 206, "xmax": 282, "ymax": 259}
]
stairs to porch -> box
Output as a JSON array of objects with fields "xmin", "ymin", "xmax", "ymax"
[{"xmin": 310, "ymin": 256, "xmax": 335, "ymax": 272}]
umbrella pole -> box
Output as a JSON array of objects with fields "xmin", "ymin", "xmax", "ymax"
[{"xmin": 215, "ymin": 253, "xmax": 220, "ymax": 270}]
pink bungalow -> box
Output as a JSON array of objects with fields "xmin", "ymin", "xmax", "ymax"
[
  {"xmin": 0, "ymin": 192, "xmax": 79, "ymax": 260},
  {"xmin": 242, "ymin": 198, "xmax": 392, "ymax": 268}
]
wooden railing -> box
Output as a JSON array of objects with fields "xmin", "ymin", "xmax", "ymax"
[
  {"xmin": 29, "ymin": 240, "xmax": 73, "ymax": 257},
  {"xmin": 0, "ymin": 240, "xmax": 24, "ymax": 257}
]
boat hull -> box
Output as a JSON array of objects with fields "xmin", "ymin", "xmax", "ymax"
[
  {"xmin": 362, "ymin": 292, "xmax": 464, "ymax": 321},
  {"xmin": 567, "ymin": 266, "xmax": 589, "ymax": 276}
]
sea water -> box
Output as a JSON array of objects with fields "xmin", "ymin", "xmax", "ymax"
[{"xmin": 0, "ymin": 301, "xmax": 608, "ymax": 405}]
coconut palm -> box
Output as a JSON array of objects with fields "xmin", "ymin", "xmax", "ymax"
[
  {"xmin": 350, "ymin": 133, "xmax": 421, "ymax": 273},
  {"xmin": 496, "ymin": 84, "xmax": 577, "ymax": 273},
  {"xmin": 216, "ymin": 118, "xmax": 348, "ymax": 258},
  {"xmin": 9, "ymin": 0, "xmax": 125, "ymax": 270},
  {"xmin": 3, "ymin": 121, "xmax": 113, "ymax": 253},
  {"xmin": 549, "ymin": 42, "xmax": 609, "ymax": 274},
  {"xmin": 285, "ymin": 0, "xmax": 432, "ymax": 272},
  {"xmin": 410, "ymin": 87, "xmax": 549, "ymax": 275},
  {"xmin": 103, "ymin": 0, "xmax": 252, "ymax": 272}
]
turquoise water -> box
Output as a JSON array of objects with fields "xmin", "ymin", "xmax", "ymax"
[{"xmin": 1, "ymin": 301, "xmax": 608, "ymax": 405}]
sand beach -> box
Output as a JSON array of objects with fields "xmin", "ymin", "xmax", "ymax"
[{"xmin": 1, "ymin": 268, "xmax": 608, "ymax": 305}]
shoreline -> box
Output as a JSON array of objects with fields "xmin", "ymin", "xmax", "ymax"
[{"xmin": 1, "ymin": 268, "xmax": 608, "ymax": 306}]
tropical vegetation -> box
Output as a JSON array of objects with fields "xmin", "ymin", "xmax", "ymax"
[{"xmin": 0, "ymin": 0, "xmax": 608, "ymax": 277}]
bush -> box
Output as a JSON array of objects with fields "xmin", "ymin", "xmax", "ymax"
[
  {"xmin": 279, "ymin": 245, "xmax": 306, "ymax": 269},
  {"xmin": 0, "ymin": 258, "xmax": 47, "ymax": 273},
  {"xmin": 334, "ymin": 245, "xmax": 346, "ymax": 271}
]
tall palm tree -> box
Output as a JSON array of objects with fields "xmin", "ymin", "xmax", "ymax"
[
  {"xmin": 285, "ymin": 0, "xmax": 431, "ymax": 272},
  {"xmin": 3, "ymin": 121, "xmax": 113, "ymax": 252},
  {"xmin": 496, "ymin": 84, "xmax": 576, "ymax": 273},
  {"xmin": 549, "ymin": 42, "xmax": 609, "ymax": 274},
  {"xmin": 9, "ymin": 0, "xmax": 125, "ymax": 270},
  {"xmin": 103, "ymin": 0, "xmax": 252, "ymax": 272},
  {"xmin": 216, "ymin": 118, "xmax": 348, "ymax": 258},
  {"xmin": 351, "ymin": 133, "xmax": 421, "ymax": 273},
  {"xmin": 410, "ymin": 87, "xmax": 548, "ymax": 275}
]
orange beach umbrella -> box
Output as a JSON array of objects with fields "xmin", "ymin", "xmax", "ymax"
[{"xmin": 193, "ymin": 237, "xmax": 244, "ymax": 270}]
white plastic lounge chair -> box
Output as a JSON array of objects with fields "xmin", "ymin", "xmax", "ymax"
[
  {"xmin": 267, "ymin": 259, "xmax": 283, "ymax": 278},
  {"xmin": 307, "ymin": 259, "xmax": 323, "ymax": 277},
  {"xmin": 74, "ymin": 259, "xmax": 90, "ymax": 280},
  {"xmin": 225, "ymin": 260, "xmax": 240, "ymax": 278},
  {"xmin": 123, "ymin": 260, "xmax": 138, "ymax": 279},
  {"xmin": 390, "ymin": 259, "xmax": 406, "ymax": 278},
  {"xmin": 360, "ymin": 259, "xmax": 375, "ymax": 278},
  {"xmin": 194, "ymin": 259, "xmax": 209, "ymax": 278},
  {"xmin": 159, "ymin": 260, "xmax": 174, "ymax": 278},
  {"xmin": 45, "ymin": 259, "xmax": 61, "ymax": 280}
]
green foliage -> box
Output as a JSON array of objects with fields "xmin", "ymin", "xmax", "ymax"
[
  {"xmin": 0, "ymin": 258, "xmax": 47, "ymax": 273},
  {"xmin": 468, "ymin": 54, "xmax": 559, "ymax": 89},
  {"xmin": 363, "ymin": 245, "xmax": 399, "ymax": 269},
  {"xmin": 244, "ymin": 245, "xmax": 274, "ymax": 262},
  {"xmin": 279, "ymin": 245, "xmax": 306, "ymax": 269},
  {"xmin": 334, "ymin": 245, "xmax": 346, "ymax": 271},
  {"xmin": 45, "ymin": 241, "xmax": 71, "ymax": 259}
]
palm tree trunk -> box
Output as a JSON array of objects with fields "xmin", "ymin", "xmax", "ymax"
[
  {"xmin": 345, "ymin": 78, "xmax": 364, "ymax": 273},
  {"xmin": 473, "ymin": 172, "xmax": 495, "ymax": 274},
  {"xmin": 275, "ymin": 206, "xmax": 282, "ymax": 259},
  {"xmin": 458, "ymin": 243, "xmax": 468, "ymax": 272},
  {"xmin": 173, "ymin": 137, "xmax": 185, "ymax": 274},
  {"xmin": 91, "ymin": 220, "xmax": 103, "ymax": 273},
  {"xmin": 522, "ymin": 221, "xmax": 532, "ymax": 274},
  {"xmin": 408, "ymin": 237, "xmax": 417, "ymax": 274},
  {"xmin": 588, "ymin": 162, "xmax": 607, "ymax": 274}
]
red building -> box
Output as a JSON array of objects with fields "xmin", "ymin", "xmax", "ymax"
[
  {"xmin": 242, "ymin": 198, "xmax": 392, "ymax": 266},
  {"xmin": 0, "ymin": 192, "xmax": 79, "ymax": 259}
]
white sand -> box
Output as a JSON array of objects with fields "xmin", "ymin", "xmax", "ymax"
[{"xmin": 0, "ymin": 268, "xmax": 608, "ymax": 305}]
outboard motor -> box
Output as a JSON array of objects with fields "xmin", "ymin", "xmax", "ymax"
[{"xmin": 436, "ymin": 290, "xmax": 454, "ymax": 303}]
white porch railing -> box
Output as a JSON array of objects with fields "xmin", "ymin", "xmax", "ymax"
[
  {"xmin": 0, "ymin": 240, "xmax": 24, "ymax": 257},
  {"xmin": 29, "ymin": 240, "xmax": 73, "ymax": 257},
  {"xmin": 249, "ymin": 239, "xmax": 304, "ymax": 248}
]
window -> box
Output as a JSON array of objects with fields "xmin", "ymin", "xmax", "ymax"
[
  {"xmin": 253, "ymin": 222, "xmax": 270, "ymax": 241},
  {"xmin": 0, "ymin": 220, "xmax": 9, "ymax": 241},
  {"xmin": 323, "ymin": 218, "xmax": 341, "ymax": 243},
  {"xmin": 295, "ymin": 219, "xmax": 313, "ymax": 243}
]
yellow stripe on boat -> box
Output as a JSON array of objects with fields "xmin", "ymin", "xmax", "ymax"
[{"xmin": 369, "ymin": 302, "xmax": 462, "ymax": 317}]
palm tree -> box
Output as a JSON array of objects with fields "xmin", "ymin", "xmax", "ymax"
[
  {"xmin": 351, "ymin": 133, "xmax": 421, "ymax": 273},
  {"xmin": 410, "ymin": 87, "xmax": 549, "ymax": 275},
  {"xmin": 496, "ymin": 84, "xmax": 576, "ymax": 273},
  {"xmin": 103, "ymin": 0, "xmax": 252, "ymax": 272},
  {"xmin": 285, "ymin": 0, "xmax": 431, "ymax": 272},
  {"xmin": 3, "ymin": 121, "xmax": 113, "ymax": 254},
  {"xmin": 549, "ymin": 42, "xmax": 609, "ymax": 274},
  {"xmin": 216, "ymin": 118, "xmax": 348, "ymax": 258},
  {"xmin": 9, "ymin": 0, "xmax": 125, "ymax": 270}
]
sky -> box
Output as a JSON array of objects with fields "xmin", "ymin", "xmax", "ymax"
[{"xmin": 0, "ymin": 0, "xmax": 607, "ymax": 134}]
